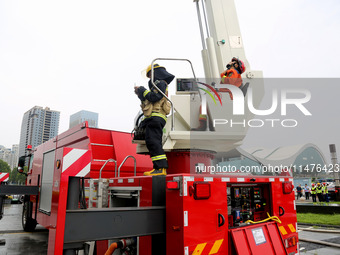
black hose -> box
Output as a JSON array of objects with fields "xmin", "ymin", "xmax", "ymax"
[{"xmin": 79, "ymin": 177, "xmax": 87, "ymax": 209}]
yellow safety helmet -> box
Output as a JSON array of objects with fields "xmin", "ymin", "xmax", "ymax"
[
  {"xmin": 146, "ymin": 63, "xmax": 163, "ymax": 77},
  {"xmin": 317, "ymin": 183, "xmax": 320, "ymax": 185}
]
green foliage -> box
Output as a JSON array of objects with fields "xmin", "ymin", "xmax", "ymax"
[
  {"xmin": 297, "ymin": 213, "xmax": 340, "ymax": 226},
  {"xmin": 0, "ymin": 159, "xmax": 27, "ymax": 184},
  {"xmin": 0, "ymin": 159, "xmax": 11, "ymax": 173},
  {"xmin": 9, "ymin": 167, "xmax": 28, "ymax": 184}
]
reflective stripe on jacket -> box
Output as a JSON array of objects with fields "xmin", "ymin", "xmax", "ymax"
[
  {"xmin": 311, "ymin": 187, "xmax": 317, "ymax": 194},
  {"xmin": 316, "ymin": 186, "xmax": 323, "ymax": 193},
  {"xmin": 322, "ymin": 186, "xmax": 328, "ymax": 194}
]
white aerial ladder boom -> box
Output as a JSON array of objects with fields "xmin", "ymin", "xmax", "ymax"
[
  {"xmin": 135, "ymin": 0, "xmax": 264, "ymax": 155},
  {"xmin": 195, "ymin": 0, "xmax": 260, "ymax": 80}
]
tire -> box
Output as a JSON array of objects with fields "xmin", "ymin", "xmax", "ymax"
[{"xmin": 22, "ymin": 201, "xmax": 37, "ymax": 232}]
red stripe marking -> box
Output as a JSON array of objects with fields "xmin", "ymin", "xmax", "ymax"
[
  {"xmin": 62, "ymin": 150, "xmax": 91, "ymax": 177},
  {"xmin": 0, "ymin": 173, "xmax": 9, "ymax": 182}
]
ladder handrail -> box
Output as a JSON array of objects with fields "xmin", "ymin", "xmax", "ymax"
[
  {"xmin": 99, "ymin": 158, "xmax": 117, "ymax": 179},
  {"xmin": 150, "ymin": 58, "xmax": 197, "ymax": 131},
  {"xmin": 118, "ymin": 155, "xmax": 137, "ymax": 177}
]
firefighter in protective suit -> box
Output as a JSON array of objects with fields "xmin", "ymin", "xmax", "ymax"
[
  {"xmin": 134, "ymin": 64, "xmax": 175, "ymax": 176},
  {"xmin": 220, "ymin": 57, "xmax": 246, "ymax": 98}
]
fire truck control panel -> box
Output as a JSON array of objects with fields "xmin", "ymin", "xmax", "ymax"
[
  {"xmin": 176, "ymin": 78, "xmax": 198, "ymax": 93},
  {"xmin": 228, "ymin": 184, "xmax": 270, "ymax": 227}
]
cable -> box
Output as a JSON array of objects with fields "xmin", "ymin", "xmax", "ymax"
[
  {"xmin": 104, "ymin": 242, "xmax": 118, "ymax": 255},
  {"xmin": 245, "ymin": 212, "xmax": 281, "ymax": 224}
]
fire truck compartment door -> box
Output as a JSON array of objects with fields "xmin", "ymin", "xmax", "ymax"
[{"xmin": 230, "ymin": 222, "xmax": 287, "ymax": 255}]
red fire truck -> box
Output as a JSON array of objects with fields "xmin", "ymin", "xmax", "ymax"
[
  {"xmin": 0, "ymin": 0, "xmax": 299, "ymax": 254},
  {"xmin": 0, "ymin": 122, "xmax": 298, "ymax": 255}
]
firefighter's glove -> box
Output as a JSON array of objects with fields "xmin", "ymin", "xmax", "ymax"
[{"xmin": 134, "ymin": 86, "xmax": 140, "ymax": 95}]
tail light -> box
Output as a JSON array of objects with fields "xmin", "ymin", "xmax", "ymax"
[
  {"xmin": 190, "ymin": 181, "xmax": 211, "ymax": 200},
  {"xmin": 283, "ymin": 181, "xmax": 293, "ymax": 194},
  {"xmin": 285, "ymin": 236, "xmax": 297, "ymax": 248},
  {"xmin": 167, "ymin": 181, "xmax": 180, "ymax": 190}
]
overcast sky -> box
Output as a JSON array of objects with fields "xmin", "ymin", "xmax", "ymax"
[{"xmin": 1, "ymin": 0, "xmax": 340, "ymax": 159}]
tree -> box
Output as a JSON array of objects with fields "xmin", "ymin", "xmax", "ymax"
[
  {"xmin": 9, "ymin": 167, "xmax": 27, "ymax": 184},
  {"xmin": 0, "ymin": 159, "xmax": 27, "ymax": 184},
  {"xmin": 0, "ymin": 159, "xmax": 11, "ymax": 173}
]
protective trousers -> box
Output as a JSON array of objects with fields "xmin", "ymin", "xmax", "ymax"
[
  {"xmin": 142, "ymin": 116, "xmax": 168, "ymax": 170},
  {"xmin": 311, "ymin": 193, "xmax": 316, "ymax": 202}
]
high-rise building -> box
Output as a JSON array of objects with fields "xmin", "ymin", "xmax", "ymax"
[
  {"xmin": 10, "ymin": 144, "xmax": 19, "ymax": 169},
  {"xmin": 19, "ymin": 106, "xmax": 60, "ymax": 157},
  {"xmin": 69, "ymin": 110, "xmax": 98, "ymax": 128},
  {"xmin": 0, "ymin": 144, "xmax": 19, "ymax": 170},
  {"xmin": 0, "ymin": 145, "xmax": 10, "ymax": 165}
]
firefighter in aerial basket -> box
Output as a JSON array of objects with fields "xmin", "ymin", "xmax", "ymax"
[
  {"xmin": 220, "ymin": 57, "xmax": 246, "ymax": 98},
  {"xmin": 134, "ymin": 64, "xmax": 175, "ymax": 176},
  {"xmin": 192, "ymin": 57, "xmax": 246, "ymax": 131}
]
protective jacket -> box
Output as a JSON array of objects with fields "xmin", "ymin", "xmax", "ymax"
[
  {"xmin": 220, "ymin": 68, "xmax": 242, "ymax": 100},
  {"xmin": 137, "ymin": 68, "xmax": 174, "ymax": 121},
  {"xmin": 322, "ymin": 186, "xmax": 328, "ymax": 194},
  {"xmin": 311, "ymin": 187, "xmax": 316, "ymax": 194},
  {"xmin": 220, "ymin": 68, "xmax": 242, "ymax": 87},
  {"xmin": 316, "ymin": 186, "xmax": 323, "ymax": 193},
  {"xmin": 138, "ymin": 81, "xmax": 170, "ymax": 121}
]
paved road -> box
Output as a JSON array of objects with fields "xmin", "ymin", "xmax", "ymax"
[
  {"xmin": 298, "ymin": 228, "xmax": 340, "ymax": 255},
  {"xmin": 0, "ymin": 203, "xmax": 48, "ymax": 255}
]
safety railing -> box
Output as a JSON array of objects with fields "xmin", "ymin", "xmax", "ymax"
[
  {"xmin": 150, "ymin": 58, "xmax": 197, "ymax": 131},
  {"xmin": 118, "ymin": 155, "xmax": 137, "ymax": 177},
  {"xmin": 99, "ymin": 158, "xmax": 117, "ymax": 179}
]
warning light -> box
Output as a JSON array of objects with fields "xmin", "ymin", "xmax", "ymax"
[
  {"xmin": 56, "ymin": 160, "xmax": 61, "ymax": 169},
  {"xmin": 172, "ymin": 226, "xmax": 181, "ymax": 231},
  {"xmin": 193, "ymin": 181, "xmax": 210, "ymax": 200}
]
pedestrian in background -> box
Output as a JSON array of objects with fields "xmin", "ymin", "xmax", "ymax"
[
  {"xmin": 310, "ymin": 183, "xmax": 317, "ymax": 203},
  {"xmin": 316, "ymin": 183, "xmax": 323, "ymax": 202},
  {"xmin": 304, "ymin": 184, "xmax": 310, "ymax": 200},
  {"xmin": 322, "ymin": 182, "xmax": 329, "ymax": 203},
  {"xmin": 296, "ymin": 184, "xmax": 302, "ymax": 200}
]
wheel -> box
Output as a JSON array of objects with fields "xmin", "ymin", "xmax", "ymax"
[{"xmin": 22, "ymin": 201, "xmax": 37, "ymax": 232}]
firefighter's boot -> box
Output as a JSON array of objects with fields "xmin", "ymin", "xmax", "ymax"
[
  {"xmin": 143, "ymin": 168, "xmax": 167, "ymax": 176},
  {"xmin": 191, "ymin": 119, "xmax": 207, "ymax": 131}
]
